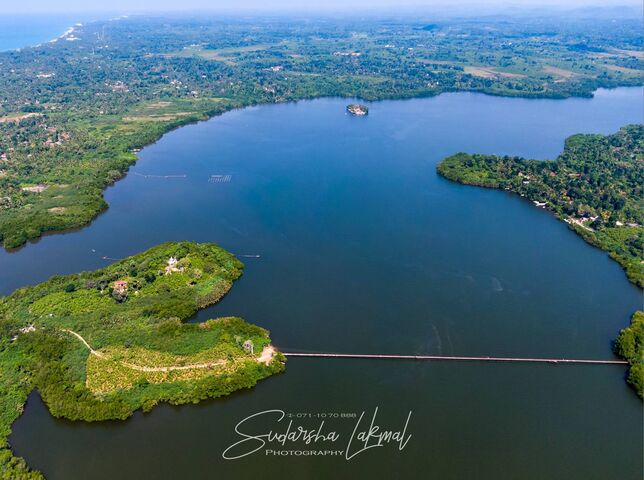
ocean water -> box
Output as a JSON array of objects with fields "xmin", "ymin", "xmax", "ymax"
[{"xmin": 0, "ymin": 15, "xmax": 96, "ymax": 51}]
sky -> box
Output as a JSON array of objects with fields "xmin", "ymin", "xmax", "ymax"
[{"xmin": 1, "ymin": 0, "xmax": 641, "ymax": 14}]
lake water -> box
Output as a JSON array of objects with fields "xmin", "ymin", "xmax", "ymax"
[{"xmin": 5, "ymin": 88, "xmax": 644, "ymax": 479}]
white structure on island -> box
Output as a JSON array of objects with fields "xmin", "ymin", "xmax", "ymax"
[
  {"xmin": 243, "ymin": 340, "xmax": 254, "ymax": 355},
  {"xmin": 165, "ymin": 256, "xmax": 181, "ymax": 275}
]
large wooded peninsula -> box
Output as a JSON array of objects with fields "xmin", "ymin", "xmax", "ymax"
[
  {"xmin": 0, "ymin": 14, "xmax": 642, "ymax": 248},
  {"xmin": 0, "ymin": 242, "xmax": 284, "ymax": 479},
  {"xmin": 437, "ymin": 125, "xmax": 644, "ymax": 397}
]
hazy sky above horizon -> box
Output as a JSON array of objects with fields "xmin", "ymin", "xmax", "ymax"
[{"xmin": 2, "ymin": 0, "xmax": 641, "ymax": 14}]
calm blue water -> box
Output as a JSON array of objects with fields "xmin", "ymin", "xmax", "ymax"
[
  {"xmin": 0, "ymin": 15, "xmax": 96, "ymax": 51},
  {"xmin": 6, "ymin": 87, "xmax": 644, "ymax": 480}
]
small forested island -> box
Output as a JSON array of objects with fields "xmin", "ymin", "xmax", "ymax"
[
  {"xmin": 347, "ymin": 104, "xmax": 369, "ymax": 116},
  {"xmin": 0, "ymin": 242, "xmax": 284, "ymax": 479},
  {"xmin": 437, "ymin": 125, "xmax": 643, "ymax": 397}
]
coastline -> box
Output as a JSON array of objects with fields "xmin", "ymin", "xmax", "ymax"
[
  {"xmin": 50, "ymin": 26, "xmax": 76, "ymax": 43},
  {"xmin": 0, "ymin": 17, "xmax": 84, "ymax": 52}
]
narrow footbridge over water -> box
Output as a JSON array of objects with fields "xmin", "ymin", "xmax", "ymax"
[{"xmin": 281, "ymin": 352, "xmax": 627, "ymax": 365}]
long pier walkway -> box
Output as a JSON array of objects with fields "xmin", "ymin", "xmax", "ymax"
[{"xmin": 282, "ymin": 352, "xmax": 627, "ymax": 365}]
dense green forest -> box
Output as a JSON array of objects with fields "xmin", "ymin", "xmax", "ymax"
[
  {"xmin": 0, "ymin": 241, "xmax": 284, "ymax": 479},
  {"xmin": 437, "ymin": 125, "xmax": 643, "ymax": 287},
  {"xmin": 0, "ymin": 13, "xmax": 642, "ymax": 247},
  {"xmin": 437, "ymin": 126, "xmax": 644, "ymax": 396},
  {"xmin": 615, "ymin": 311, "xmax": 644, "ymax": 398}
]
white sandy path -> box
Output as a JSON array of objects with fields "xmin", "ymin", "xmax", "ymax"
[{"xmin": 62, "ymin": 329, "xmax": 273, "ymax": 372}]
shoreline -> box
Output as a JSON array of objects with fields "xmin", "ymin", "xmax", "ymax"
[
  {"xmin": 50, "ymin": 26, "xmax": 76, "ymax": 43},
  {"xmin": 0, "ymin": 18, "xmax": 85, "ymax": 52},
  {"xmin": 2, "ymin": 85, "xmax": 642, "ymax": 252}
]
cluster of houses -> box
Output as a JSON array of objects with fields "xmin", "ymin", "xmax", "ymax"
[
  {"xmin": 107, "ymin": 80, "xmax": 129, "ymax": 93},
  {"xmin": 563, "ymin": 216, "xmax": 640, "ymax": 229},
  {"xmin": 169, "ymin": 79, "xmax": 184, "ymax": 90},
  {"xmin": 41, "ymin": 124, "xmax": 70, "ymax": 148},
  {"xmin": 333, "ymin": 51, "xmax": 361, "ymax": 57},
  {"xmin": 616, "ymin": 221, "xmax": 641, "ymax": 227}
]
